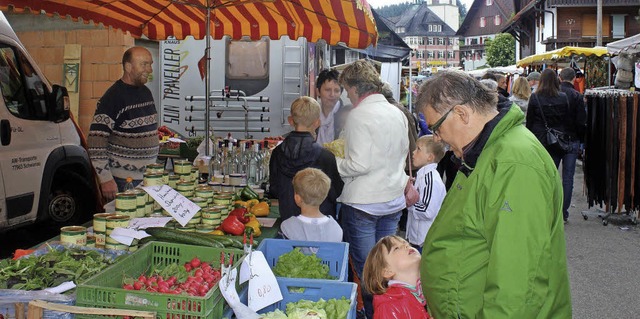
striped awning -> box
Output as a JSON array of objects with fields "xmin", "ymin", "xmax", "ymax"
[{"xmin": 0, "ymin": 0, "xmax": 378, "ymax": 49}]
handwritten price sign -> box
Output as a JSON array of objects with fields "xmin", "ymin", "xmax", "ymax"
[
  {"xmin": 240, "ymin": 251, "xmax": 282, "ymax": 311},
  {"xmin": 142, "ymin": 185, "xmax": 200, "ymax": 226}
]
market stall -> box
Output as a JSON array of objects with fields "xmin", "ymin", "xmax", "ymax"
[
  {"xmin": 517, "ymin": 46, "xmax": 611, "ymax": 89},
  {"xmin": 607, "ymin": 34, "xmax": 640, "ymax": 90}
]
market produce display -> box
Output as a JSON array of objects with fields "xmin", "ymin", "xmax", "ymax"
[
  {"xmin": 261, "ymin": 298, "xmax": 351, "ymax": 319},
  {"xmin": 272, "ymin": 248, "xmax": 334, "ymax": 280},
  {"xmin": 0, "ymin": 245, "xmax": 123, "ymax": 291},
  {"xmin": 122, "ymin": 257, "xmax": 222, "ymax": 297}
]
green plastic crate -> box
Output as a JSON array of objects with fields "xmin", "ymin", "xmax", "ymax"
[{"xmin": 76, "ymin": 241, "xmax": 245, "ymax": 319}]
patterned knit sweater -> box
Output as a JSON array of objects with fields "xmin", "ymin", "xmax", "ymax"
[{"xmin": 87, "ymin": 80, "xmax": 159, "ymax": 182}]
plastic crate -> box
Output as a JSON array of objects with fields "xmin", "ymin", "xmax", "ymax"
[
  {"xmin": 262, "ymin": 279, "xmax": 356, "ymax": 318},
  {"xmin": 76, "ymin": 241, "xmax": 245, "ymax": 319},
  {"xmin": 257, "ymin": 239, "xmax": 349, "ymax": 282},
  {"xmin": 223, "ymin": 279, "xmax": 357, "ymax": 319}
]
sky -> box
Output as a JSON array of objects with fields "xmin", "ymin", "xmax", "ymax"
[{"xmin": 366, "ymin": 0, "xmax": 475, "ymax": 11}]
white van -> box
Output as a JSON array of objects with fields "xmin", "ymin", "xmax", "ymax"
[{"xmin": 0, "ymin": 12, "xmax": 97, "ymax": 231}]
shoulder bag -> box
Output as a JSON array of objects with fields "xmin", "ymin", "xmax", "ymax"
[{"xmin": 533, "ymin": 93, "xmax": 572, "ymax": 153}]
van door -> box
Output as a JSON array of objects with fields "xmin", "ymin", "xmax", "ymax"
[{"xmin": 0, "ymin": 44, "xmax": 54, "ymax": 226}]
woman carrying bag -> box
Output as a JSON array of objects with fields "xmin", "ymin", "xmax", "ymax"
[
  {"xmin": 525, "ymin": 68, "xmax": 576, "ymax": 165},
  {"xmin": 526, "ymin": 68, "xmax": 583, "ymax": 223}
]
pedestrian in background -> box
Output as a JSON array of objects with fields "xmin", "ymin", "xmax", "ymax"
[
  {"xmin": 527, "ymin": 71, "xmax": 541, "ymax": 92},
  {"xmin": 87, "ymin": 46, "xmax": 158, "ymax": 200},
  {"xmin": 416, "ymin": 70, "xmax": 571, "ymax": 318},
  {"xmin": 509, "ymin": 76, "xmax": 532, "ymax": 115},
  {"xmin": 558, "ymin": 67, "xmax": 587, "ymax": 223}
]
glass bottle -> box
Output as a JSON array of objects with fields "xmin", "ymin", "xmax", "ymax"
[{"xmin": 248, "ymin": 142, "xmax": 259, "ymax": 186}]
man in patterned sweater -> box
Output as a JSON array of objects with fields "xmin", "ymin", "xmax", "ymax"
[{"xmin": 87, "ymin": 46, "xmax": 158, "ymax": 201}]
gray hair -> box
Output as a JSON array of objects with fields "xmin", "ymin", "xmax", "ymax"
[
  {"xmin": 339, "ymin": 60, "xmax": 383, "ymax": 96},
  {"xmin": 479, "ymin": 79, "xmax": 498, "ymax": 91},
  {"xmin": 416, "ymin": 70, "xmax": 498, "ymax": 115}
]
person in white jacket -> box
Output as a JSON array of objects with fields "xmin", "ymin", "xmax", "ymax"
[
  {"xmin": 336, "ymin": 60, "xmax": 410, "ymax": 319},
  {"xmin": 407, "ymin": 135, "xmax": 447, "ymax": 252}
]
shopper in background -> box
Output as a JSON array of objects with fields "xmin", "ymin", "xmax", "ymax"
[
  {"xmin": 527, "ymin": 71, "xmax": 541, "ymax": 92},
  {"xmin": 279, "ymin": 168, "xmax": 343, "ymax": 242},
  {"xmin": 337, "ymin": 59, "xmax": 409, "ymax": 319},
  {"xmin": 362, "ymin": 235, "xmax": 430, "ymax": 319},
  {"xmin": 495, "ymin": 73, "xmax": 510, "ymax": 98},
  {"xmin": 480, "ymin": 78, "xmax": 510, "ymax": 110},
  {"xmin": 509, "ymin": 76, "xmax": 532, "ymax": 115},
  {"xmin": 269, "ymin": 96, "xmax": 343, "ymax": 221},
  {"xmin": 558, "ymin": 67, "xmax": 587, "ymax": 223},
  {"xmin": 315, "ymin": 68, "xmax": 350, "ymax": 145},
  {"xmin": 526, "ymin": 68, "xmax": 580, "ymax": 210},
  {"xmin": 87, "ymin": 47, "xmax": 158, "ymax": 200},
  {"xmin": 416, "ymin": 70, "xmax": 571, "ymax": 318}
]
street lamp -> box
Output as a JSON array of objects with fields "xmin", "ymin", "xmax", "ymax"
[{"xmin": 471, "ymin": 49, "xmax": 475, "ymax": 70}]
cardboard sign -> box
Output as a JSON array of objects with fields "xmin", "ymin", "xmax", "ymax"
[
  {"xmin": 142, "ymin": 185, "xmax": 200, "ymax": 226},
  {"xmin": 240, "ymin": 251, "xmax": 282, "ymax": 311}
]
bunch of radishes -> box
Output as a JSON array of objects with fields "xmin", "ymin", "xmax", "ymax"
[{"xmin": 122, "ymin": 257, "xmax": 222, "ymax": 297}]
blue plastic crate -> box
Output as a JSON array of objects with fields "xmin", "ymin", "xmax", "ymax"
[
  {"xmin": 224, "ymin": 279, "xmax": 357, "ymax": 319},
  {"xmin": 257, "ymin": 239, "xmax": 349, "ymax": 282}
]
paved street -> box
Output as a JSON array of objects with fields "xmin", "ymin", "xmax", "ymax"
[{"xmin": 565, "ymin": 161, "xmax": 640, "ymax": 318}]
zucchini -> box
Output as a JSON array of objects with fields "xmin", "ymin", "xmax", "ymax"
[
  {"xmin": 192, "ymin": 233, "xmax": 244, "ymax": 249},
  {"xmin": 145, "ymin": 227, "xmax": 224, "ymax": 248}
]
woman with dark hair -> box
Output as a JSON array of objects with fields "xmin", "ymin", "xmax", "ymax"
[
  {"xmin": 526, "ymin": 69, "xmax": 574, "ymax": 165},
  {"xmin": 525, "ymin": 70, "xmax": 576, "ymax": 218}
]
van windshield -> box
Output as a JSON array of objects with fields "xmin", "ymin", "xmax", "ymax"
[{"xmin": 0, "ymin": 45, "xmax": 47, "ymax": 120}]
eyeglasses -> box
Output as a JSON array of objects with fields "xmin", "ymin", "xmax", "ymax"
[{"xmin": 429, "ymin": 107, "xmax": 454, "ymax": 136}]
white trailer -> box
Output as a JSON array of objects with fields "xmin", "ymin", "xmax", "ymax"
[{"xmin": 159, "ymin": 36, "xmax": 320, "ymax": 142}]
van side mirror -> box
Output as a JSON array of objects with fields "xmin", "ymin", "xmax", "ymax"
[{"xmin": 47, "ymin": 85, "xmax": 70, "ymax": 123}]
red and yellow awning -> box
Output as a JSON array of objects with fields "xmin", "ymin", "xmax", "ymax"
[{"xmin": 0, "ymin": 0, "xmax": 378, "ymax": 49}]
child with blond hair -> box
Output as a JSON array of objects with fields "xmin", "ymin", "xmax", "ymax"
[
  {"xmin": 269, "ymin": 96, "xmax": 344, "ymax": 221},
  {"xmin": 363, "ymin": 235, "xmax": 430, "ymax": 319},
  {"xmin": 279, "ymin": 168, "xmax": 343, "ymax": 242},
  {"xmin": 408, "ymin": 135, "xmax": 447, "ymax": 251}
]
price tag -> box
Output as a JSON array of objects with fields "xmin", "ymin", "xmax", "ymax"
[
  {"xmin": 142, "ymin": 185, "xmax": 200, "ymax": 226},
  {"xmin": 240, "ymin": 251, "xmax": 282, "ymax": 311}
]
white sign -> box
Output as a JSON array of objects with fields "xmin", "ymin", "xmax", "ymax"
[
  {"xmin": 142, "ymin": 185, "xmax": 201, "ymax": 226},
  {"xmin": 240, "ymin": 251, "xmax": 282, "ymax": 311},
  {"xmin": 129, "ymin": 217, "xmax": 173, "ymax": 229},
  {"xmin": 219, "ymin": 268, "xmax": 262, "ymax": 319}
]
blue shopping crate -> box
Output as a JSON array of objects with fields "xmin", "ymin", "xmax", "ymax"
[
  {"xmin": 224, "ymin": 279, "xmax": 357, "ymax": 319},
  {"xmin": 257, "ymin": 239, "xmax": 349, "ymax": 282}
]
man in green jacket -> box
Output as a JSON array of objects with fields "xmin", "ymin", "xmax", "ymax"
[{"xmin": 416, "ymin": 71, "xmax": 571, "ymax": 318}]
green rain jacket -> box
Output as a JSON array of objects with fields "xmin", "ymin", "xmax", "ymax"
[{"xmin": 421, "ymin": 105, "xmax": 572, "ymax": 319}]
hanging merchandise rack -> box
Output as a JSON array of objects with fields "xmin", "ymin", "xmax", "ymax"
[
  {"xmin": 184, "ymin": 88, "xmax": 271, "ymax": 150},
  {"xmin": 581, "ymin": 88, "xmax": 639, "ymax": 226}
]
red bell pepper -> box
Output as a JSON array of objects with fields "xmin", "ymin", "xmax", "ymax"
[
  {"xmin": 229, "ymin": 207, "xmax": 250, "ymax": 223},
  {"xmin": 221, "ymin": 215, "xmax": 246, "ymax": 236}
]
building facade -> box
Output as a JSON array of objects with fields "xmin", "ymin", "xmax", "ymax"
[
  {"xmin": 457, "ymin": 0, "xmax": 515, "ymax": 71},
  {"xmin": 503, "ymin": 0, "xmax": 640, "ymax": 60},
  {"xmin": 391, "ymin": 2, "xmax": 460, "ymax": 72}
]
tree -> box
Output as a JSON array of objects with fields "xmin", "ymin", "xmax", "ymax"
[
  {"xmin": 484, "ymin": 33, "xmax": 516, "ymax": 67},
  {"xmin": 457, "ymin": 0, "xmax": 468, "ymax": 26}
]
